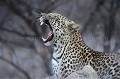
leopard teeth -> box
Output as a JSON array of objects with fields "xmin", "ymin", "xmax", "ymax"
[
  {"xmin": 42, "ymin": 37, "xmax": 46, "ymax": 41},
  {"xmin": 39, "ymin": 18, "xmax": 44, "ymax": 25},
  {"xmin": 40, "ymin": 22, "xmax": 44, "ymax": 25}
]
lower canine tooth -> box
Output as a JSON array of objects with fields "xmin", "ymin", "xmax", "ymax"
[{"xmin": 42, "ymin": 37, "xmax": 46, "ymax": 41}]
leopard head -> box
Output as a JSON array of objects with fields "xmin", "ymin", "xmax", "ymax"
[{"xmin": 39, "ymin": 13, "xmax": 80, "ymax": 46}]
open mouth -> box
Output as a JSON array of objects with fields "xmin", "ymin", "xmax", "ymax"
[{"xmin": 40, "ymin": 19, "xmax": 54, "ymax": 43}]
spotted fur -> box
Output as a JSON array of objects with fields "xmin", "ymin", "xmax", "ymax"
[{"xmin": 40, "ymin": 13, "xmax": 120, "ymax": 79}]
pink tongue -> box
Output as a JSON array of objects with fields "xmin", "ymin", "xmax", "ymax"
[
  {"xmin": 47, "ymin": 31, "xmax": 52, "ymax": 40},
  {"xmin": 44, "ymin": 31, "xmax": 53, "ymax": 43},
  {"xmin": 48, "ymin": 31, "xmax": 53, "ymax": 37}
]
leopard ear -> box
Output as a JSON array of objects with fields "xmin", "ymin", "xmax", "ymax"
[{"xmin": 65, "ymin": 21, "xmax": 80, "ymax": 31}]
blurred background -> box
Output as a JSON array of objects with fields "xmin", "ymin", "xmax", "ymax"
[{"xmin": 0, "ymin": 0, "xmax": 120, "ymax": 79}]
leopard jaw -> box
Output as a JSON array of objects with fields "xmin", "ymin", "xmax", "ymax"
[{"xmin": 39, "ymin": 15, "xmax": 54, "ymax": 45}]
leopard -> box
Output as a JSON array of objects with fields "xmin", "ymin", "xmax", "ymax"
[{"xmin": 39, "ymin": 13, "xmax": 120, "ymax": 79}]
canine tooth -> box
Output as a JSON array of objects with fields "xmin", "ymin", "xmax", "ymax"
[
  {"xmin": 40, "ymin": 22, "xmax": 44, "ymax": 25},
  {"xmin": 39, "ymin": 18, "xmax": 44, "ymax": 25},
  {"xmin": 42, "ymin": 37, "xmax": 46, "ymax": 41}
]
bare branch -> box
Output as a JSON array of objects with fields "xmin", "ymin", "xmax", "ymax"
[
  {"xmin": 0, "ymin": 27, "xmax": 34, "ymax": 37},
  {"xmin": 44, "ymin": 0, "xmax": 69, "ymax": 12},
  {"xmin": 81, "ymin": 0, "xmax": 105, "ymax": 34},
  {"xmin": 0, "ymin": 56, "xmax": 32, "ymax": 79},
  {"xmin": 2, "ymin": 0, "xmax": 41, "ymax": 37},
  {"xmin": 0, "ymin": 37, "xmax": 34, "ymax": 48}
]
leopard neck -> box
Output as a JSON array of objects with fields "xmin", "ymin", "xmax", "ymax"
[{"xmin": 52, "ymin": 31, "xmax": 88, "ymax": 62}]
